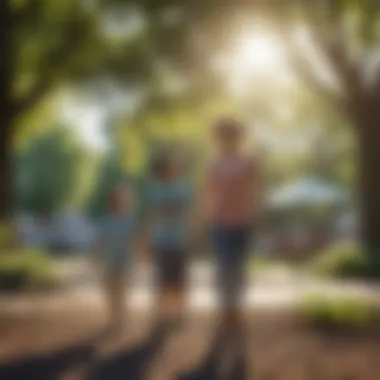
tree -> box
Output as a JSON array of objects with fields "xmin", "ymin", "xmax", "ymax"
[
  {"xmin": 16, "ymin": 126, "xmax": 98, "ymax": 218},
  {"xmin": 283, "ymin": 0, "xmax": 380, "ymax": 254},
  {"xmin": 1, "ymin": 0, "xmax": 151, "ymax": 227},
  {"xmin": 2, "ymin": 1, "xmax": 95, "ymax": 223}
]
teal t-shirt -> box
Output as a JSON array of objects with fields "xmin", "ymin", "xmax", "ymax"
[
  {"xmin": 149, "ymin": 180, "xmax": 193, "ymax": 250},
  {"xmin": 101, "ymin": 213, "xmax": 134, "ymax": 271}
]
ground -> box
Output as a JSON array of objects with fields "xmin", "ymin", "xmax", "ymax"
[{"xmin": 1, "ymin": 259, "xmax": 380, "ymax": 379}]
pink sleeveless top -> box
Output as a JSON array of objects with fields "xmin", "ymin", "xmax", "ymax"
[{"xmin": 207, "ymin": 155, "xmax": 256, "ymax": 228}]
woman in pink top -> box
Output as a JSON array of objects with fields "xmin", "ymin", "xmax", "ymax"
[{"xmin": 203, "ymin": 117, "xmax": 262, "ymax": 333}]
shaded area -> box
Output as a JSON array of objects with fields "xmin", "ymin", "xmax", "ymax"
[
  {"xmin": 0, "ymin": 322, "xmax": 168, "ymax": 380},
  {"xmin": 2, "ymin": 309, "xmax": 380, "ymax": 379},
  {"xmin": 176, "ymin": 327, "xmax": 247, "ymax": 380},
  {"xmin": 0, "ymin": 336, "xmax": 96, "ymax": 380},
  {"xmin": 86, "ymin": 324, "xmax": 168, "ymax": 380}
]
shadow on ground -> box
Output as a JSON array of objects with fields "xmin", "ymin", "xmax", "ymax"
[
  {"xmin": 0, "ymin": 335, "xmax": 96, "ymax": 380},
  {"xmin": 86, "ymin": 324, "xmax": 167, "ymax": 380},
  {"xmin": 176, "ymin": 329, "xmax": 247, "ymax": 380},
  {"xmin": 0, "ymin": 324, "xmax": 168, "ymax": 380}
]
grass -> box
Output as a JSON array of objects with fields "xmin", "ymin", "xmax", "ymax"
[
  {"xmin": 298, "ymin": 293, "xmax": 380, "ymax": 331},
  {"xmin": 0, "ymin": 249, "xmax": 60, "ymax": 292},
  {"xmin": 309, "ymin": 242, "xmax": 380, "ymax": 279}
]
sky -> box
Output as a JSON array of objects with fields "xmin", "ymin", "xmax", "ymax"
[
  {"xmin": 61, "ymin": 101, "xmax": 108, "ymax": 152},
  {"xmin": 60, "ymin": 81, "xmax": 146, "ymax": 152}
]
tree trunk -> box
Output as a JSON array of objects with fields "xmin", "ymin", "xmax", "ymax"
[
  {"xmin": 0, "ymin": 1, "xmax": 15, "ymax": 248},
  {"xmin": 355, "ymin": 109, "xmax": 380, "ymax": 256},
  {"xmin": 0, "ymin": 121, "xmax": 13, "ymax": 220}
]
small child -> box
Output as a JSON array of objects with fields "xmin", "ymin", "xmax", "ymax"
[
  {"xmin": 145, "ymin": 151, "xmax": 193, "ymax": 327},
  {"xmin": 96, "ymin": 185, "xmax": 135, "ymax": 329},
  {"xmin": 203, "ymin": 117, "xmax": 262, "ymax": 334}
]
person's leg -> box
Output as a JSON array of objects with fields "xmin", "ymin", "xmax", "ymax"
[
  {"xmin": 218, "ymin": 259, "xmax": 238, "ymax": 332},
  {"xmin": 106, "ymin": 276, "xmax": 125, "ymax": 328},
  {"xmin": 96, "ymin": 275, "xmax": 127, "ymax": 356},
  {"xmin": 220, "ymin": 262, "xmax": 242, "ymax": 335},
  {"xmin": 156, "ymin": 287, "xmax": 171, "ymax": 323},
  {"xmin": 216, "ymin": 228, "xmax": 250, "ymax": 336},
  {"xmin": 213, "ymin": 227, "xmax": 234, "ymax": 332},
  {"xmin": 228, "ymin": 228, "xmax": 251, "ymax": 335},
  {"xmin": 154, "ymin": 249, "xmax": 173, "ymax": 325},
  {"xmin": 170, "ymin": 252, "xmax": 187, "ymax": 324},
  {"xmin": 155, "ymin": 249, "xmax": 187, "ymax": 328},
  {"xmin": 226, "ymin": 258, "xmax": 245, "ymax": 335}
]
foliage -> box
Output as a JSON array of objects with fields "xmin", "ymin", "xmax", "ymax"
[
  {"xmin": 15, "ymin": 125, "xmax": 98, "ymax": 216},
  {"xmin": 0, "ymin": 249, "xmax": 59, "ymax": 291},
  {"xmin": 299, "ymin": 294, "xmax": 380, "ymax": 331},
  {"xmin": 0, "ymin": 223, "xmax": 15, "ymax": 249},
  {"xmin": 12, "ymin": 0, "xmax": 104, "ymax": 110},
  {"xmin": 9, "ymin": 0, "xmax": 156, "ymax": 132},
  {"xmin": 310, "ymin": 242, "xmax": 380, "ymax": 279},
  {"xmin": 310, "ymin": 242, "xmax": 366, "ymax": 278},
  {"xmin": 2, "ymin": 0, "xmax": 380, "ymax": 253},
  {"xmin": 85, "ymin": 150, "xmax": 127, "ymax": 219}
]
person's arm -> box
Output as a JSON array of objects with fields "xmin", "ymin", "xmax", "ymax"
[
  {"xmin": 137, "ymin": 187, "xmax": 156, "ymax": 264},
  {"xmin": 191, "ymin": 166, "xmax": 212, "ymax": 254},
  {"xmin": 189, "ymin": 186, "xmax": 202, "ymax": 248},
  {"xmin": 138, "ymin": 214, "xmax": 155, "ymax": 264},
  {"xmin": 92, "ymin": 223, "xmax": 106, "ymax": 275},
  {"xmin": 251, "ymin": 156, "xmax": 265, "ymax": 233}
]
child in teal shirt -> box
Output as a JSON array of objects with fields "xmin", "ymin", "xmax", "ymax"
[
  {"xmin": 146, "ymin": 152, "xmax": 193, "ymax": 326},
  {"xmin": 96, "ymin": 185, "xmax": 135, "ymax": 329}
]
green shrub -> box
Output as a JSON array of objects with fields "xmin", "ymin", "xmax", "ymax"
[
  {"xmin": 0, "ymin": 250, "xmax": 59, "ymax": 291},
  {"xmin": 309, "ymin": 243, "xmax": 376, "ymax": 278},
  {"xmin": 299, "ymin": 294, "xmax": 380, "ymax": 330},
  {"xmin": 0, "ymin": 223, "xmax": 14, "ymax": 248},
  {"xmin": 250, "ymin": 257, "xmax": 291, "ymax": 272}
]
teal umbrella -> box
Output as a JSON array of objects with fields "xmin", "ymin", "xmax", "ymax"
[{"xmin": 269, "ymin": 178, "xmax": 347, "ymax": 209}]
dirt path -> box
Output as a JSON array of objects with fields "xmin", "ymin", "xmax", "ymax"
[
  {"xmin": 1, "ymin": 302, "xmax": 380, "ymax": 380},
  {"xmin": 1, "ymin": 260, "xmax": 380, "ymax": 379}
]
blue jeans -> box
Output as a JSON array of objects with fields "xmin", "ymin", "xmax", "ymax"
[{"xmin": 210, "ymin": 225, "xmax": 252, "ymax": 307}]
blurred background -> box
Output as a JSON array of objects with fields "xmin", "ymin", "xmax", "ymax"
[
  {"xmin": 1, "ymin": 1, "xmax": 380, "ymax": 379},
  {"xmin": 2, "ymin": 0, "xmax": 368, "ymax": 256}
]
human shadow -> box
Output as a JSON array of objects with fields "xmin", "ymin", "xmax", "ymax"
[
  {"xmin": 0, "ymin": 333, "xmax": 97, "ymax": 380},
  {"xmin": 0, "ymin": 321, "xmax": 169, "ymax": 380},
  {"xmin": 175, "ymin": 328, "xmax": 247, "ymax": 380},
  {"xmin": 86, "ymin": 323, "xmax": 168, "ymax": 380}
]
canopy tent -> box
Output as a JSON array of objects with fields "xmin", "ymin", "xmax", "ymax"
[{"xmin": 269, "ymin": 178, "xmax": 347, "ymax": 209}]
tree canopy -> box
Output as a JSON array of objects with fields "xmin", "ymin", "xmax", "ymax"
[{"xmin": 3, "ymin": 0, "xmax": 380, "ymax": 252}]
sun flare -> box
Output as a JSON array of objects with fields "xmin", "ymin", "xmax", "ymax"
[
  {"xmin": 215, "ymin": 27, "xmax": 288, "ymax": 95},
  {"xmin": 235, "ymin": 33, "xmax": 283, "ymax": 72}
]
